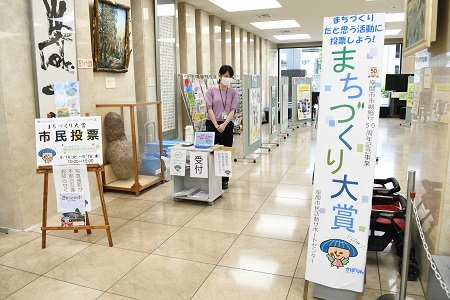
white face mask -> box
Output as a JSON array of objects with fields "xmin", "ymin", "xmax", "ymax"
[{"xmin": 221, "ymin": 77, "xmax": 233, "ymax": 86}]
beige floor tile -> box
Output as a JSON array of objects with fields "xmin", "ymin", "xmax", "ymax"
[
  {"xmin": 377, "ymin": 252, "xmax": 424, "ymax": 296},
  {"xmin": 121, "ymin": 186, "xmax": 173, "ymax": 202},
  {"xmin": 212, "ymin": 192, "xmax": 267, "ymax": 212},
  {"xmin": 286, "ymin": 278, "xmax": 315, "ymax": 300},
  {"xmin": 219, "ymin": 235, "xmax": 302, "ymax": 276},
  {"xmin": 286, "ymin": 165, "xmax": 315, "ymax": 175},
  {"xmin": 240, "ymin": 170, "xmax": 285, "ymax": 183},
  {"xmin": 90, "ymin": 195, "xmax": 121, "ymax": 211},
  {"xmin": 270, "ymin": 184, "xmax": 313, "ymax": 199},
  {"xmin": 0, "ymin": 232, "xmax": 40, "ymax": 257},
  {"xmin": 96, "ymin": 220, "xmax": 179, "ymax": 253},
  {"xmin": 185, "ymin": 207, "xmax": 254, "ymax": 234},
  {"xmin": 6, "ymin": 276, "xmax": 103, "ymax": 300},
  {"xmin": 192, "ymin": 266, "xmax": 292, "ymax": 300},
  {"xmin": 48, "ymin": 214, "xmax": 129, "ymax": 243},
  {"xmin": 0, "ymin": 236, "xmax": 90, "ymax": 275},
  {"xmin": 154, "ymin": 228, "xmax": 237, "ymax": 264},
  {"xmin": 258, "ymin": 197, "xmax": 312, "ymax": 218},
  {"xmin": 278, "ymin": 174, "xmax": 313, "ymax": 185},
  {"xmin": 381, "ymin": 291, "xmax": 425, "ymax": 300},
  {"xmin": 228, "ymin": 181, "xmax": 277, "ymax": 196},
  {"xmin": 27, "ymin": 215, "xmax": 62, "ymax": 233},
  {"xmin": 108, "ymin": 254, "xmax": 214, "ymax": 300},
  {"xmin": 232, "ymin": 162, "xmax": 256, "ymax": 171},
  {"xmin": 242, "ymin": 213, "xmax": 309, "ymax": 242},
  {"xmin": 45, "ymin": 244, "xmax": 147, "ymax": 291},
  {"xmin": 294, "ymin": 245, "xmax": 308, "ymax": 279},
  {"xmin": 90, "ymin": 197, "xmax": 158, "ymax": 219},
  {"xmin": 250, "ymin": 163, "xmax": 291, "ymax": 174},
  {"xmin": 361, "ymin": 288, "xmax": 382, "ymax": 299},
  {"xmin": 97, "ymin": 293, "xmax": 134, "ymax": 300},
  {"xmin": 365, "ymin": 255, "xmax": 381, "ymax": 290},
  {"xmin": 0, "ymin": 265, "xmax": 39, "ymax": 299},
  {"xmin": 134, "ymin": 202, "xmax": 205, "ymax": 226}
]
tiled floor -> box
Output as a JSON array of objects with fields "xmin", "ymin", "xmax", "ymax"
[{"xmin": 0, "ymin": 119, "xmax": 427, "ymax": 299}]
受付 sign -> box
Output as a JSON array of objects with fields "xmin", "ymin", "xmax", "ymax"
[{"xmin": 35, "ymin": 116, "xmax": 103, "ymax": 167}]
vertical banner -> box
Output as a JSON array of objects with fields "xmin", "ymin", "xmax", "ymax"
[
  {"xmin": 170, "ymin": 149, "xmax": 186, "ymax": 176},
  {"xmin": 190, "ymin": 151, "xmax": 208, "ymax": 178},
  {"xmin": 305, "ymin": 13, "xmax": 385, "ymax": 292},
  {"xmin": 31, "ymin": 0, "xmax": 78, "ymax": 118},
  {"xmin": 53, "ymin": 165, "xmax": 91, "ymax": 211},
  {"xmin": 214, "ymin": 151, "xmax": 232, "ymax": 177}
]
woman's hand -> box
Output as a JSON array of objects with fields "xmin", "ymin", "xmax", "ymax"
[{"xmin": 217, "ymin": 123, "xmax": 226, "ymax": 133}]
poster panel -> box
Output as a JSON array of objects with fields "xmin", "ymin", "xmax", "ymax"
[
  {"xmin": 282, "ymin": 84, "xmax": 289, "ymax": 125},
  {"xmin": 305, "ymin": 13, "xmax": 385, "ymax": 292},
  {"xmin": 35, "ymin": 116, "xmax": 102, "ymax": 167},
  {"xmin": 270, "ymin": 86, "xmax": 278, "ymax": 134},
  {"xmin": 31, "ymin": 0, "xmax": 78, "ymax": 118},
  {"xmin": 297, "ymin": 84, "xmax": 311, "ymax": 120},
  {"xmin": 249, "ymin": 88, "xmax": 261, "ymax": 145},
  {"xmin": 431, "ymin": 84, "xmax": 450, "ymax": 123}
]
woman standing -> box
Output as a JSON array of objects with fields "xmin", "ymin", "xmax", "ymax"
[{"xmin": 205, "ymin": 65, "xmax": 238, "ymax": 190}]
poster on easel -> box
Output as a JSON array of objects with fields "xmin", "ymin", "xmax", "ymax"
[
  {"xmin": 53, "ymin": 165, "xmax": 92, "ymax": 211},
  {"xmin": 249, "ymin": 88, "xmax": 261, "ymax": 145},
  {"xmin": 297, "ymin": 84, "xmax": 311, "ymax": 120},
  {"xmin": 60, "ymin": 192, "xmax": 86, "ymax": 227},
  {"xmin": 431, "ymin": 84, "xmax": 450, "ymax": 123},
  {"xmin": 35, "ymin": 116, "xmax": 103, "ymax": 167},
  {"xmin": 54, "ymin": 81, "xmax": 81, "ymax": 117}
]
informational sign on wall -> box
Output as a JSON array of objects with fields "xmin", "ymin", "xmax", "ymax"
[
  {"xmin": 190, "ymin": 151, "xmax": 208, "ymax": 178},
  {"xmin": 305, "ymin": 13, "xmax": 385, "ymax": 292},
  {"xmin": 35, "ymin": 117, "xmax": 103, "ymax": 167},
  {"xmin": 53, "ymin": 165, "xmax": 91, "ymax": 211}
]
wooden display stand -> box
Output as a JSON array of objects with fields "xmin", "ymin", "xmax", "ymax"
[
  {"xmin": 96, "ymin": 102, "xmax": 164, "ymax": 196},
  {"xmin": 37, "ymin": 164, "xmax": 112, "ymax": 249}
]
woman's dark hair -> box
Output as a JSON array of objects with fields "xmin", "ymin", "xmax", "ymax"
[{"xmin": 218, "ymin": 65, "xmax": 234, "ymax": 77}]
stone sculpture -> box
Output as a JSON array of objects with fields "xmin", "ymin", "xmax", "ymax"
[{"xmin": 104, "ymin": 112, "xmax": 141, "ymax": 179}]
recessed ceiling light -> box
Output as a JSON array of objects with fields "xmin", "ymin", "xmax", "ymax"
[
  {"xmin": 385, "ymin": 29, "xmax": 401, "ymax": 36},
  {"xmin": 385, "ymin": 13, "xmax": 404, "ymax": 22},
  {"xmin": 257, "ymin": 14, "xmax": 272, "ymax": 18},
  {"xmin": 273, "ymin": 34, "xmax": 311, "ymax": 40},
  {"xmin": 251, "ymin": 20, "xmax": 300, "ymax": 30},
  {"xmin": 209, "ymin": 0, "xmax": 282, "ymax": 12}
]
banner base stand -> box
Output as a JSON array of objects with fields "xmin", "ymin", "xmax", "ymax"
[{"xmin": 313, "ymin": 283, "xmax": 361, "ymax": 300}]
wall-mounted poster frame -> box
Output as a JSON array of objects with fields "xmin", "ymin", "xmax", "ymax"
[
  {"xmin": 30, "ymin": 0, "xmax": 79, "ymax": 118},
  {"xmin": 155, "ymin": 0, "xmax": 178, "ymax": 139},
  {"xmin": 92, "ymin": 0, "xmax": 131, "ymax": 73},
  {"xmin": 403, "ymin": 0, "xmax": 438, "ymax": 57}
]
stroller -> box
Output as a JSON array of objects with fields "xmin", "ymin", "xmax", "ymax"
[{"xmin": 368, "ymin": 177, "xmax": 420, "ymax": 281}]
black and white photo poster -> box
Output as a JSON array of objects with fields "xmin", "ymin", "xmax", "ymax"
[{"xmin": 31, "ymin": 0, "xmax": 78, "ymax": 117}]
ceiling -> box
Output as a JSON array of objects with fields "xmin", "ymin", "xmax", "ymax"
[{"xmin": 179, "ymin": 0, "xmax": 406, "ymax": 45}]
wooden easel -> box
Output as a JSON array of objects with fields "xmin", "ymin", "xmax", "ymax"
[{"xmin": 37, "ymin": 164, "xmax": 113, "ymax": 249}]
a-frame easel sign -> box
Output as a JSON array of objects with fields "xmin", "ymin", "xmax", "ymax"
[{"xmin": 35, "ymin": 115, "xmax": 113, "ymax": 248}]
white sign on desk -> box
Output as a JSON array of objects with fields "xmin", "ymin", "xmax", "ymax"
[
  {"xmin": 214, "ymin": 151, "xmax": 232, "ymax": 177},
  {"xmin": 190, "ymin": 151, "xmax": 208, "ymax": 178},
  {"xmin": 170, "ymin": 149, "xmax": 186, "ymax": 176}
]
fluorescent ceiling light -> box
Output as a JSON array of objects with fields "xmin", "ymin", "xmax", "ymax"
[
  {"xmin": 385, "ymin": 29, "xmax": 401, "ymax": 36},
  {"xmin": 250, "ymin": 19, "xmax": 300, "ymax": 30},
  {"xmin": 209, "ymin": 0, "xmax": 281, "ymax": 12},
  {"xmin": 385, "ymin": 13, "xmax": 404, "ymax": 22},
  {"xmin": 157, "ymin": 4, "xmax": 175, "ymax": 16},
  {"xmin": 273, "ymin": 34, "xmax": 311, "ymax": 40}
]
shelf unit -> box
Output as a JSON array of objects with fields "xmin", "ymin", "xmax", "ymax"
[{"xmin": 96, "ymin": 102, "xmax": 164, "ymax": 196}]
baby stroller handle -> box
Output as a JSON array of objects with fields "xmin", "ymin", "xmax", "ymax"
[
  {"xmin": 371, "ymin": 194, "xmax": 407, "ymax": 219},
  {"xmin": 374, "ymin": 177, "xmax": 401, "ymax": 194}
]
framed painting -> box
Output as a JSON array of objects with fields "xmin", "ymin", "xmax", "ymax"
[
  {"xmin": 92, "ymin": 0, "xmax": 131, "ymax": 72},
  {"xmin": 30, "ymin": 0, "xmax": 78, "ymax": 118},
  {"xmin": 403, "ymin": 0, "xmax": 438, "ymax": 57}
]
